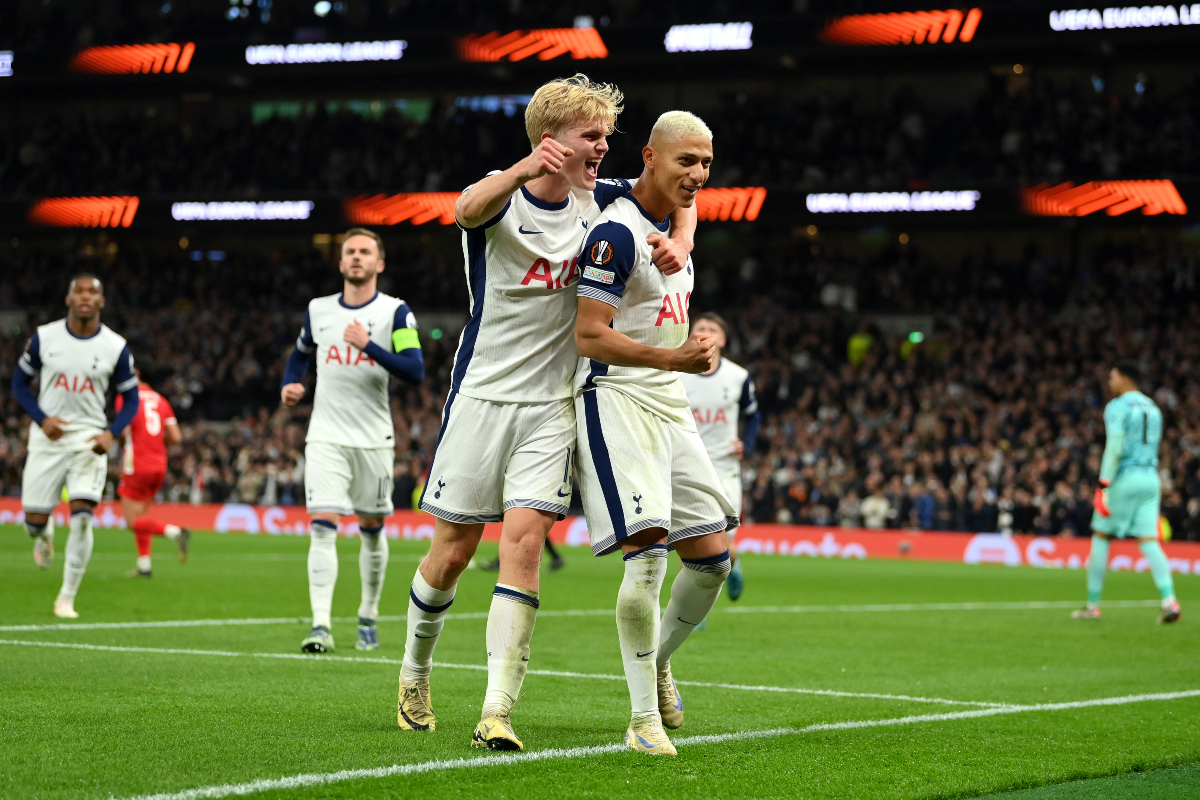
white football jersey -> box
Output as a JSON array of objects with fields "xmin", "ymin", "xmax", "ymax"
[
  {"xmin": 19, "ymin": 319, "xmax": 136, "ymax": 452},
  {"xmin": 296, "ymin": 291, "xmax": 416, "ymax": 449},
  {"xmin": 574, "ymin": 194, "xmax": 695, "ymax": 425},
  {"xmin": 451, "ymin": 177, "xmax": 632, "ymax": 403},
  {"xmin": 679, "ymin": 357, "xmax": 757, "ymax": 473}
]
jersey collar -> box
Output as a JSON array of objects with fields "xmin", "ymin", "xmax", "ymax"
[
  {"xmin": 338, "ymin": 291, "xmax": 379, "ymax": 309},
  {"xmin": 63, "ymin": 319, "xmax": 103, "ymax": 340},
  {"xmin": 520, "ymin": 185, "xmax": 570, "ymax": 211},
  {"xmin": 627, "ymin": 195, "xmax": 670, "ymax": 232}
]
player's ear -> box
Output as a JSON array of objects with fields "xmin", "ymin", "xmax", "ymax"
[
  {"xmin": 642, "ymin": 144, "xmax": 654, "ymax": 167},
  {"xmin": 376, "ymin": 260, "xmax": 385, "ymax": 274}
]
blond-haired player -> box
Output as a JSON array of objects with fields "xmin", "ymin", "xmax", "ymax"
[
  {"xmin": 574, "ymin": 111, "xmax": 732, "ymax": 755},
  {"xmin": 399, "ymin": 74, "xmax": 696, "ymax": 751}
]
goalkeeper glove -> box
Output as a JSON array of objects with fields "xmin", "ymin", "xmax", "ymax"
[{"xmin": 1094, "ymin": 481, "xmax": 1111, "ymax": 517}]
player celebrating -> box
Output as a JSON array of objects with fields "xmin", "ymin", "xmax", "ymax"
[
  {"xmin": 574, "ymin": 111, "xmax": 733, "ymax": 756},
  {"xmin": 398, "ymin": 74, "xmax": 695, "ymax": 751},
  {"xmin": 1073, "ymin": 361, "xmax": 1181, "ymax": 623},
  {"xmin": 678, "ymin": 312, "xmax": 760, "ymax": 603},
  {"xmin": 11, "ymin": 274, "xmax": 139, "ymax": 618},
  {"xmin": 118, "ymin": 370, "xmax": 190, "ymax": 577},
  {"xmin": 281, "ymin": 228, "xmax": 424, "ymax": 653}
]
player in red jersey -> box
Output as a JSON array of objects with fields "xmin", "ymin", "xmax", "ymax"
[{"xmin": 116, "ymin": 372, "xmax": 189, "ymax": 576}]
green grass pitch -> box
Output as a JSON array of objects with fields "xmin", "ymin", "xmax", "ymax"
[{"xmin": 0, "ymin": 524, "xmax": 1196, "ymax": 800}]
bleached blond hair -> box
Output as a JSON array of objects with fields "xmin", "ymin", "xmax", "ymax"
[
  {"xmin": 649, "ymin": 110, "xmax": 713, "ymax": 148},
  {"xmin": 525, "ymin": 73, "xmax": 624, "ymax": 147}
]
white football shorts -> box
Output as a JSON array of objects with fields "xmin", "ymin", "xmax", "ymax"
[
  {"xmin": 419, "ymin": 393, "xmax": 575, "ymax": 524},
  {"xmin": 22, "ymin": 444, "xmax": 108, "ymax": 513},
  {"xmin": 575, "ymin": 387, "xmax": 738, "ymax": 557},
  {"xmin": 304, "ymin": 442, "xmax": 394, "ymax": 518}
]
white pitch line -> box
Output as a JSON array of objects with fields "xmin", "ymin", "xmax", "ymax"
[
  {"xmin": 107, "ymin": 688, "xmax": 1200, "ymax": 800},
  {"xmin": 0, "ymin": 639, "xmax": 997, "ymax": 707},
  {"xmin": 725, "ymin": 599, "xmax": 1163, "ymax": 614},
  {"xmin": 0, "ymin": 599, "xmax": 1161, "ymax": 633}
]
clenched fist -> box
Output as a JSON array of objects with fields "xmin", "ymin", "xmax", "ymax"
[
  {"xmin": 519, "ymin": 136, "xmax": 574, "ymax": 181},
  {"xmin": 281, "ymin": 383, "xmax": 306, "ymax": 407},
  {"xmin": 671, "ymin": 332, "xmax": 717, "ymax": 374}
]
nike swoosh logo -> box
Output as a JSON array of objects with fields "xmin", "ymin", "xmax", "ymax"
[
  {"xmin": 484, "ymin": 724, "xmax": 494, "ymax": 734},
  {"xmin": 678, "ymin": 616, "xmax": 699, "ymax": 625},
  {"xmin": 636, "ymin": 649, "xmax": 655, "ymax": 658},
  {"xmin": 557, "ymin": 488, "xmax": 571, "ymax": 497},
  {"xmin": 521, "ymin": 656, "xmax": 530, "ymax": 662},
  {"xmin": 414, "ymin": 633, "xmax": 437, "ymax": 639},
  {"xmin": 319, "ymin": 325, "xmax": 333, "ymax": 331},
  {"xmin": 46, "ymin": 352, "xmax": 62, "ymax": 357},
  {"xmin": 518, "ymin": 225, "xmax": 543, "ymax": 235},
  {"xmin": 636, "ymin": 734, "xmax": 655, "ymax": 748}
]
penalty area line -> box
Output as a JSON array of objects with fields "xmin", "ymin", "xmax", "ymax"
[
  {"xmin": 0, "ymin": 638, "xmax": 998, "ymax": 707},
  {"xmin": 106, "ymin": 688, "xmax": 1200, "ymax": 800}
]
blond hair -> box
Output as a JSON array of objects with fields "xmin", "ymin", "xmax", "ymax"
[
  {"xmin": 649, "ymin": 110, "xmax": 713, "ymax": 148},
  {"xmin": 525, "ymin": 73, "xmax": 624, "ymax": 147}
]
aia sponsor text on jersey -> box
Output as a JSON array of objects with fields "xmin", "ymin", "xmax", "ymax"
[
  {"xmin": 656, "ymin": 292, "xmax": 691, "ymax": 327},
  {"xmin": 521, "ymin": 257, "xmax": 580, "ymax": 290},
  {"xmin": 324, "ymin": 345, "xmax": 376, "ymax": 366},
  {"xmin": 51, "ymin": 374, "xmax": 97, "ymax": 393},
  {"xmin": 693, "ymin": 407, "xmax": 730, "ymax": 426}
]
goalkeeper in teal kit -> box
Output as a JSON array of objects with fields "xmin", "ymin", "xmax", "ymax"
[{"xmin": 1073, "ymin": 361, "xmax": 1181, "ymax": 623}]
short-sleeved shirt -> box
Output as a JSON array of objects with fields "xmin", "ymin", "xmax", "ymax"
[
  {"xmin": 118, "ymin": 385, "xmax": 175, "ymax": 475},
  {"xmin": 451, "ymin": 176, "xmax": 632, "ymax": 403},
  {"xmin": 573, "ymin": 194, "xmax": 695, "ymax": 425},
  {"xmin": 679, "ymin": 358, "xmax": 757, "ymax": 472},
  {"xmin": 20, "ymin": 319, "xmax": 136, "ymax": 452}
]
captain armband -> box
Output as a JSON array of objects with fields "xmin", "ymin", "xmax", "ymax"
[{"xmin": 392, "ymin": 328, "xmax": 421, "ymax": 352}]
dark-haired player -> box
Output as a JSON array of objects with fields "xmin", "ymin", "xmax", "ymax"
[
  {"xmin": 1073, "ymin": 360, "xmax": 1180, "ymax": 623},
  {"xmin": 11, "ymin": 274, "xmax": 139, "ymax": 618}
]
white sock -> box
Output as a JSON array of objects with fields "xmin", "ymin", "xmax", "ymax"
[
  {"xmin": 357, "ymin": 526, "xmax": 389, "ymax": 621},
  {"xmin": 59, "ymin": 511, "xmax": 95, "ymax": 600},
  {"xmin": 401, "ymin": 567, "xmax": 455, "ymax": 683},
  {"xmin": 137, "ymin": 555, "xmax": 152, "ymax": 572},
  {"xmin": 307, "ymin": 521, "xmax": 339, "ymax": 629},
  {"xmin": 483, "ymin": 584, "xmax": 539, "ymax": 717},
  {"xmin": 616, "ymin": 544, "xmax": 669, "ymax": 718},
  {"xmin": 26, "ymin": 517, "xmax": 53, "ymax": 542},
  {"xmin": 164, "ymin": 524, "xmax": 181, "ymax": 541},
  {"xmin": 658, "ymin": 550, "xmax": 731, "ymax": 670}
]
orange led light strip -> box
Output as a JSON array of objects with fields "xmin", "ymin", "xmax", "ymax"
[
  {"xmin": 1021, "ymin": 180, "xmax": 1188, "ymax": 217},
  {"xmin": 820, "ymin": 9, "xmax": 982, "ymax": 45},
  {"xmin": 28, "ymin": 196, "xmax": 140, "ymax": 228},
  {"xmin": 344, "ymin": 193, "xmax": 459, "ymax": 226},
  {"xmin": 457, "ymin": 27, "xmax": 608, "ymax": 62},
  {"xmin": 70, "ymin": 42, "xmax": 195, "ymax": 74},
  {"xmin": 696, "ymin": 187, "xmax": 767, "ymax": 222}
]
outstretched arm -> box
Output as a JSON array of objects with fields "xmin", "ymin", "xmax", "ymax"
[{"xmin": 455, "ymin": 136, "xmax": 573, "ymax": 229}]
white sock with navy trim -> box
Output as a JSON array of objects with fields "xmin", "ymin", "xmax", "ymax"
[
  {"xmin": 26, "ymin": 516, "xmax": 53, "ymax": 543},
  {"xmin": 658, "ymin": 549, "xmax": 731, "ymax": 670},
  {"xmin": 357, "ymin": 525, "xmax": 388, "ymax": 621},
  {"xmin": 617, "ymin": 544, "xmax": 669, "ymax": 718},
  {"xmin": 483, "ymin": 583, "xmax": 539, "ymax": 717},
  {"xmin": 307, "ymin": 521, "xmax": 339, "ymax": 629},
  {"xmin": 59, "ymin": 510, "xmax": 94, "ymax": 600},
  {"xmin": 401, "ymin": 568, "xmax": 455, "ymax": 683}
]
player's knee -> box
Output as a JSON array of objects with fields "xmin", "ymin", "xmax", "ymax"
[
  {"xmin": 25, "ymin": 513, "xmax": 50, "ymax": 527},
  {"xmin": 681, "ymin": 549, "xmax": 732, "ymax": 588},
  {"xmin": 311, "ymin": 520, "xmax": 339, "ymax": 546}
]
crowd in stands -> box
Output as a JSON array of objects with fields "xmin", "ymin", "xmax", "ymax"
[
  {"xmin": 3, "ymin": 232, "xmax": 1199, "ymax": 541},
  {"xmin": 4, "ymin": 74, "xmax": 1197, "ymax": 198},
  {"xmin": 5, "ymin": 0, "xmax": 885, "ymax": 53}
]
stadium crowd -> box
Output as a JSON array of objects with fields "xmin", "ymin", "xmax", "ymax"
[
  {"xmin": 3, "ymin": 233, "xmax": 1199, "ymax": 540},
  {"xmin": 4, "ymin": 74, "xmax": 1198, "ymax": 197}
]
